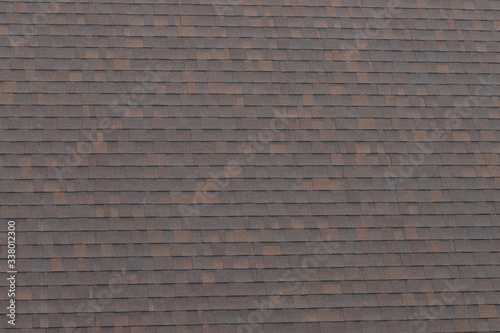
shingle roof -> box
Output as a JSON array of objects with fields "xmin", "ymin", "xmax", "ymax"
[{"xmin": 1, "ymin": 0, "xmax": 500, "ymax": 332}]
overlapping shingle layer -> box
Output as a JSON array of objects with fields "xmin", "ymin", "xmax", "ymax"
[{"xmin": 1, "ymin": 0, "xmax": 499, "ymax": 332}]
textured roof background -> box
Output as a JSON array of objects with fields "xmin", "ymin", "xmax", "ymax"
[{"xmin": 1, "ymin": 0, "xmax": 499, "ymax": 332}]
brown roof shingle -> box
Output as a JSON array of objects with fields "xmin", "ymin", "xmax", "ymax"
[{"xmin": 1, "ymin": 0, "xmax": 500, "ymax": 332}]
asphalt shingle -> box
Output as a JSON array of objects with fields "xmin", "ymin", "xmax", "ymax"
[{"xmin": 1, "ymin": 0, "xmax": 499, "ymax": 332}]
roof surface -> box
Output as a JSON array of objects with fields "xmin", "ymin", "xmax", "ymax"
[{"xmin": 1, "ymin": 0, "xmax": 500, "ymax": 332}]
